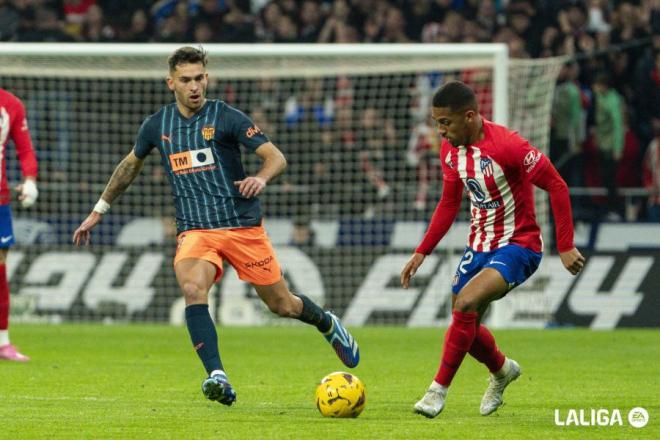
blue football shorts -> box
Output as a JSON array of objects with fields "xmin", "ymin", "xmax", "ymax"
[
  {"xmin": 451, "ymin": 244, "xmax": 542, "ymax": 295},
  {"xmin": 0, "ymin": 204, "xmax": 15, "ymax": 248}
]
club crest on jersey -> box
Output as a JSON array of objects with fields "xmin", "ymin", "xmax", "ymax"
[
  {"xmin": 480, "ymin": 157, "xmax": 493, "ymax": 177},
  {"xmin": 201, "ymin": 126, "xmax": 215, "ymax": 141},
  {"xmin": 169, "ymin": 147, "xmax": 216, "ymax": 175}
]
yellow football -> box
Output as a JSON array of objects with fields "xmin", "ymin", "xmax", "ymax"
[{"xmin": 315, "ymin": 371, "xmax": 366, "ymax": 418}]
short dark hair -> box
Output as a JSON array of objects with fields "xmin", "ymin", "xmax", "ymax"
[
  {"xmin": 432, "ymin": 81, "xmax": 478, "ymax": 112},
  {"xmin": 168, "ymin": 46, "xmax": 208, "ymax": 72}
]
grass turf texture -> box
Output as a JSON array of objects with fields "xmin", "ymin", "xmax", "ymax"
[{"xmin": 1, "ymin": 325, "xmax": 657, "ymax": 439}]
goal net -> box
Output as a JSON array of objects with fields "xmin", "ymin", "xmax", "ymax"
[{"xmin": 0, "ymin": 43, "xmax": 563, "ymax": 327}]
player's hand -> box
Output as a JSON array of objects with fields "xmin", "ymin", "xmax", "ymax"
[
  {"xmin": 15, "ymin": 178, "xmax": 38, "ymax": 208},
  {"xmin": 400, "ymin": 252, "xmax": 426, "ymax": 289},
  {"xmin": 559, "ymin": 247, "xmax": 585, "ymax": 275},
  {"xmin": 234, "ymin": 176, "xmax": 266, "ymax": 198},
  {"xmin": 73, "ymin": 212, "xmax": 102, "ymax": 246}
]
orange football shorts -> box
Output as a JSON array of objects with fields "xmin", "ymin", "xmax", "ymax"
[{"xmin": 173, "ymin": 225, "xmax": 282, "ymax": 285}]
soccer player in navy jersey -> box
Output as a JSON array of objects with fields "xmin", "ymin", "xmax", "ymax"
[
  {"xmin": 0, "ymin": 88, "xmax": 39, "ymax": 362},
  {"xmin": 400, "ymin": 81, "xmax": 585, "ymax": 418},
  {"xmin": 73, "ymin": 46, "xmax": 359, "ymax": 406}
]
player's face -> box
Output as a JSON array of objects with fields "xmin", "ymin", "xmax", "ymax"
[
  {"xmin": 431, "ymin": 106, "xmax": 476, "ymax": 147},
  {"xmin": 167, "ymin": 62, "xmax": 208, "ymax": 114}
]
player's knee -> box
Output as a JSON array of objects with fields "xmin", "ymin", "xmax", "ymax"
[
  {"xmin": 180, "ymin": 281, "xmax": 208, "ymax": 303},
  {"xmin": 453, "ymin": 295, "xmax": 480, "ymax": 313}
]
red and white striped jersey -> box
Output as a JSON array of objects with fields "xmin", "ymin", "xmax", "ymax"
[
  {"xmin": 0, "ymin": 89, "xmax": 38, "ymax": 205},
  {"xmin": 441, "ymin": 119, "xmax": 548, "ymax": 253}
]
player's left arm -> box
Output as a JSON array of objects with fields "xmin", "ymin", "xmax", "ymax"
[
  {"xmin": 529, "ymin": 156, "xmax": 585, "ymax": 275},
  {"xmin": 234, "ymin": 142, "xmax": 287, "ymax": 198},
  {"xmin": 10, "ymin": 99, "xmax": 38, "ymax": 208}
]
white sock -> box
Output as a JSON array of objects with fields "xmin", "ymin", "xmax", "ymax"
[
  {"xmin": 429, "ymin": 380, "xmax": 448, "ymax": 394},
  {"xmin": 0, "ymin": 330, "xmax": 9, "ymax": 346},
  {"xmin": 494, "ymin": 358, "xmax": 511, "ymax": 379},
  {"xmin": 210, "ymin": 369, "xmax": 226, "ymax": 378}
]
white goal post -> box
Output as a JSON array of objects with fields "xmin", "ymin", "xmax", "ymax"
[{"xmin": 0, "ymin": 43, "xmax": 565, "ymax": 328}]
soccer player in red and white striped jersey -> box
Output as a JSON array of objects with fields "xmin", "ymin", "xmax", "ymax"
[
  {"xmin": 0, "ymin": 88, "xmax": 39, "ymax": 362},
  {"xmin": 400, "ymin": 81, "xmax": 585, "ymax": 418}
]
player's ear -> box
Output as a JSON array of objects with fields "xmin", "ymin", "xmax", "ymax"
[
  {"xmin": 464, "ymin": 109, "xmax": 476, "ymax": 122},
  {"xmin": 166, "ymin": 76, "xmax": 175, "ymax": 91}
]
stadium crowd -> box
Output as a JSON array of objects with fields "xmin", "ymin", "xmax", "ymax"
[{"xmin": 0, "ymin": 0, "xmax": 658, "ymax": 223}]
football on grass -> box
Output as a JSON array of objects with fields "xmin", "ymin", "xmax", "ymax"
[{"xmin": 315, "ymin": 371, "xmax": 366, "ymax": 418}]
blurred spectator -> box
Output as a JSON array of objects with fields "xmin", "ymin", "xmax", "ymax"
[
  {"xmin": 273, "ymin": 13, "xmax": 298, "ymax": 43},
  {"xmin": 154, "ymin": 1, "xmax": 190, "ymax": 42},
  {"xmin": 216, "ymin": 0, "xmax": 255, "ymax": 43},
  {"xmin": 406, "ymin": 113, "xmax": 441, "ymax": 212},
  {"xmin": 551, "ymin": 62, "xmax": 584, "ymax": 185},
  {"xmin": 318, "ymin": 0, "xmax": 360, "ymax": 43},
  {"xmin": 123, "ymin": 8, "xmax": 151, "ymax": 42},
  {"xmin": 255, "ymin": 1, "xmax": 282, "ymax": 42},
  {"xmin": 643, "ymin": 117, "xmax": 660, "ymax": 221},
  {"xmin": 62, "ymin": 0, "xmax": 96, "ymax": 39},
  {"xmin": 0, "ymin": 0, "xmax": 20, "ymax": 41},
  {"xmin": 81, "ymin": 4, "xmax": 117, "ymax": 42},
  {"xmin": 357, "ymin": 106, "xmax": 397, "ymax": 218},
  {"xmin": 592, "ymin": 71, "xmax": 625, "ymax": 219},
  {"xmin": 16, "ymin": 7, "xmax": 75, "ymax": 42},
  {"xmin": 475, "ymin": 0, "xmax": 501, "ymax": 39},
  {"xmin": 298, "ymin": 0, "xmax": 324, "ymax": 42},
  {"xmin": 189, "ymin": 0, "xmax": 225, "ymax": 34},
  {"xmin": 403, "ymin": 0, "xmax": 432, "ymax": 41}
]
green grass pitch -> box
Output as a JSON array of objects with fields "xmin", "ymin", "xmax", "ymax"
[{"xmin": 1, "ymin": 325, "xmax": 657, "ymax": 439}]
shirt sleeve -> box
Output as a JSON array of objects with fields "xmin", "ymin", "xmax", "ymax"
[
  {"xmin": 439, "ymin": 140, "xmax": 460, "ymax": 182},
  {"xmin": 133, "ymin": 116, "xmax": 157, "ymax": 159},
  {"xmin": 507, "ymin": 130, "xmax": 550, "ymax": 181},
  {"xmin": 224, "ymin": 105, "xmax": 270, "ymax": 153},
  {"xmin": 415, "ymin": 178, "xmax": 464, "ymax": 255},
  {"xmin": 530, "ymin": 161, "xmax": 575, "ymax": 253},
  {"xmin": 10, "ymin": 99, "xmax": 38, "ymax": 178}
]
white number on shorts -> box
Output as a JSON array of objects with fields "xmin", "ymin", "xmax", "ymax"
[{"xmin": 459, "ymin": 251, "xmax": 474, "ymax": 274}]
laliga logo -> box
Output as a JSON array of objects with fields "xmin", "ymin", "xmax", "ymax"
[{"xmin": 554, "ymin": 407, "xmax": 649, "ymax": 428}]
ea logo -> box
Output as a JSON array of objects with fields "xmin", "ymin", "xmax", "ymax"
[
  {"xmin": 196, "ymin": 151, "xmax": 207, "ymax": 162},
  {"xmin": 628, "ymin": 407, "xmax": 649, "ymax": 428}
]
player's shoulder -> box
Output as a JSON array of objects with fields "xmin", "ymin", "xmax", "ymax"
[
  {"xmin": 141, "ymin": 103, "xmax": 179, "ymax": 128},
  {"xmin": 0, "ymin": 88, "xmax": 24, "ymax": 109},
  {"xmin": 218, "ymin": 100, "xmax": 247, "ymax": 118},
  {"xmin": 440, "ymin": 139, "xmax": 457, "ymax": 169},
  {"xmin": 483, "ymin": 118, "xmax": 527, "ymax": 147}
]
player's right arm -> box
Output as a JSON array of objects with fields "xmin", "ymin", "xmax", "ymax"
[
  {"xmin": 400, "ymin": 178, "xmax": 463, "ymax": 288},
  {"xmin": 73, "ymin": 151, "xmax": 145, "ymax": 245}
]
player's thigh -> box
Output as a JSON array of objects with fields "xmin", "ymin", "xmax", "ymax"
[
  {"xmin": 174, "ymin": 230, "xmax": 224, "ymax": 284},
  {"xmin": 174, "ymin": 258, "xmax": 217, "ymax": 297},
  {"xmin": 454, "ymin": 268, "xmax": 508, "ymax": 312},
  {"xmin": 0, "ymin": 248, "xmax": 7, "ymax": 264},
  {"xmin": 222, "ymin": 225, "xmax": 282, "ymax": 286}
]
